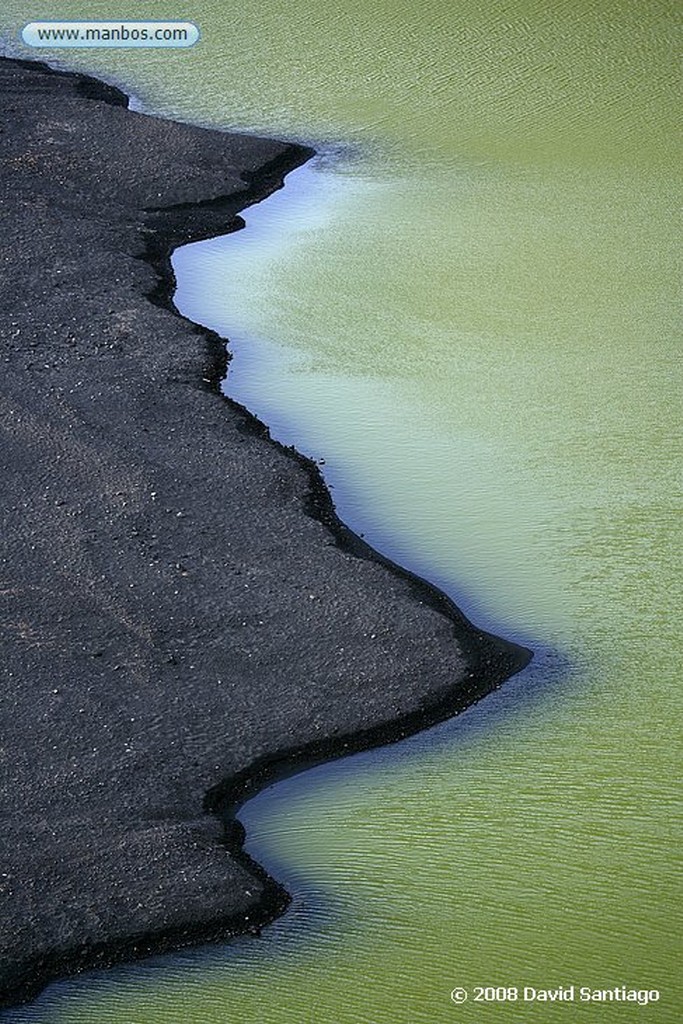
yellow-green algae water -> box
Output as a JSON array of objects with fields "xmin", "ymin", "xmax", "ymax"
[{"xmin": 2, "ymin": 1, "xmax": 681, "ymax": 1021}]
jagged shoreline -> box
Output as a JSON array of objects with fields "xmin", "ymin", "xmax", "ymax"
[{"xmin": 0, "ymin": 57, "xmax": 531, "ymax": 1011}]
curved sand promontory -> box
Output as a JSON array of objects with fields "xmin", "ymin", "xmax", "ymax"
[{"xmin": 0, "ymin": 57, "xmax": 531, "ymax": 1009}]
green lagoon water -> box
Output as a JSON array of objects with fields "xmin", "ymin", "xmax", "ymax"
[{"xmin": 2, "ymin": 2, "xmax": 681, "ymax": 1021}]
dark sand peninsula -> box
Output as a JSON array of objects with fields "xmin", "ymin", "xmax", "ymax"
[{"xmin": 0, "ymin": 57, "xmax": 530, "ymax": 1009}]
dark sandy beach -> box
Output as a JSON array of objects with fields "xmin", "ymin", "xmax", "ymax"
[{"xmin": 0, "ymin": 57, "xmax": 530, "ymax": 1009}]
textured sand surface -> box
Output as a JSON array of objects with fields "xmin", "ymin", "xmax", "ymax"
[{"xmin": 0, "ymin": 58, "xmax": 529, "ymax": 1008}]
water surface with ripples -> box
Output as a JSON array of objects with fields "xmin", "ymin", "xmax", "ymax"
[{"xmin": 1, "ymin": 1, "xmax": 680, "ymax": 1021}]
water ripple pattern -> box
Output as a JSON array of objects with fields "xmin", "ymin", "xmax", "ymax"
[{"xmin": 1, "ymin": 0, "xmax": 680, "ymax": 1021}]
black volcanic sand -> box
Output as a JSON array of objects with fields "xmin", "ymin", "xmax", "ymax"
[{"xmin": 0, "ymin": 57, "xmax": 531, "ymax": 1010}]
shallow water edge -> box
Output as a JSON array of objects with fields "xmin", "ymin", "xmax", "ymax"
[{"xmin": 0, "ymin": 57, "xmax": 530, "ymax": 1012}]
